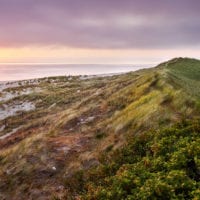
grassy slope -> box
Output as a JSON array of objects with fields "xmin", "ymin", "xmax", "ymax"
[
  {"xmin": 0, "ymin": 58, "xmax": 199, "ymax": 199},
  {"xmin": 163, "ymin": 57, "xmax": 200, "ymax": 97}
]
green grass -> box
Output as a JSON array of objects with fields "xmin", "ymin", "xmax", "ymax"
[
  {"xmin": 165, "ymin": 57, "xmax": 200, "ymax": 98},
  {"xmin": 0, "ymin": 58, "xmax": 200, "ymax": 199}
]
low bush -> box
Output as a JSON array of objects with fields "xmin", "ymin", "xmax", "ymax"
[{"xmin": 79, "ymin": 119, "xmax": 200, "ymax": 199}]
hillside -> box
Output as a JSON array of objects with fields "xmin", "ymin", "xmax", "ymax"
[{"xmin": 0, "ymin": 58, "xmax": 200, "ymax": 199}]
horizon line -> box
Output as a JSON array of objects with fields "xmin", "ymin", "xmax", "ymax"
[{"xmin": 0, "ymin": 62, "xmax": 155, "ymax": 66}]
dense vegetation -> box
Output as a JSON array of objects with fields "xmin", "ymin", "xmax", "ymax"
[
  {"xmin": 0, "ymin": 57, "xmax": 200, "ymax": 199},
  {"xmin": 63, "ymin": 58, "xmax": 200, "ymax": 199},
  {"xmin": 73, "ymin": 120, "xmax": 200, "ymax": 199}
]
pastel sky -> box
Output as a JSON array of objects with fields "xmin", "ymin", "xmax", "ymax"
[{"xmin": 0, "ymin": 0, "xmax": 200, "ymax": 64}]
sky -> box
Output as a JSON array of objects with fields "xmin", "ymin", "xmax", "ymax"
[{"xmin": 0, "ymin": 0, "xmax": 200, "ymax": 64}]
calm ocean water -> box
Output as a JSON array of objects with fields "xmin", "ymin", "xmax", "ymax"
[{"xmin": 0, "ymin": 64, "xmax": 152, "ymax": 81}]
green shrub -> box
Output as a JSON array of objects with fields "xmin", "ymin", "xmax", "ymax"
[{"xmin": 80, "ymin": 120, "xmax": 200, "ymax": 200}]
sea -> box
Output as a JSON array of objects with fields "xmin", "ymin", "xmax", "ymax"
[{"xmin": 0, "ymin": 64, "xmax": 153, "ymax": 81}]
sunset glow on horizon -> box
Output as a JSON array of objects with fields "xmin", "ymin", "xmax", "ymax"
[
  {"xmin": 0, "ymin": 0, "xmax": 200, "ymax": 64},
  {"xmin": 0, "ymin": 47, "xmax": 200, "ymax": 65}
]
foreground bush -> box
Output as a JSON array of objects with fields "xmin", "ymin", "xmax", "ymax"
[{"xmin": 80, "ymin": 120, "xmax": 200, "ymax": 199}]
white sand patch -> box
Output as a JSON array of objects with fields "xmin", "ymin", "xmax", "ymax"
[
  {"xmin": 80, "ymin": 116, "xmax": 95, "ymax": 124},
  {"xmin": 0, "ymin": 82, "xmax": 20, "ymax": 92},
  {"xmin": 0, "ymin": 87, "xmax": 41, "ymax": 102},
  {"xmin": 57, "ymin": 146, "xmax": 71, "ymax": 154},
  {"xmin": 0, "ymin": 101, "xmax": 35, "ymax": 121},
  {"xmin": 0, "ymin": 125, "xmax": 23, "ymax": 140},
  {"xmin": 0, "ymin": 79, "xmax": 40, "ymax": 93},
  {"xmin": 0, "ymin": 125, "xmax": 5, "ymax": 132}
]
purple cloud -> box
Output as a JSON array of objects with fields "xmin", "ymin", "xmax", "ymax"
[{"xmin": 0, "ymin": 0, "xmax": 199, "ymax": 49}]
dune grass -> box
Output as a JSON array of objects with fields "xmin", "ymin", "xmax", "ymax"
[{"xmin": 0, "ymin": 58, "xmax": 200, "ymax": 199}]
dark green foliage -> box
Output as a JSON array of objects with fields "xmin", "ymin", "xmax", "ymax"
[
  {"xmin": 95, "ymin": 132, "xmax": 106, "ymax": 139},
  {"xmin": 80, "ymin": 120, "xmax": 200, "ymax": 199}
]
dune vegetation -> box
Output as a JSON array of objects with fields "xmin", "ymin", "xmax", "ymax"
[{"xmin": 0, "ymin": 57, "xmax": 200, "ymax": 199}]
